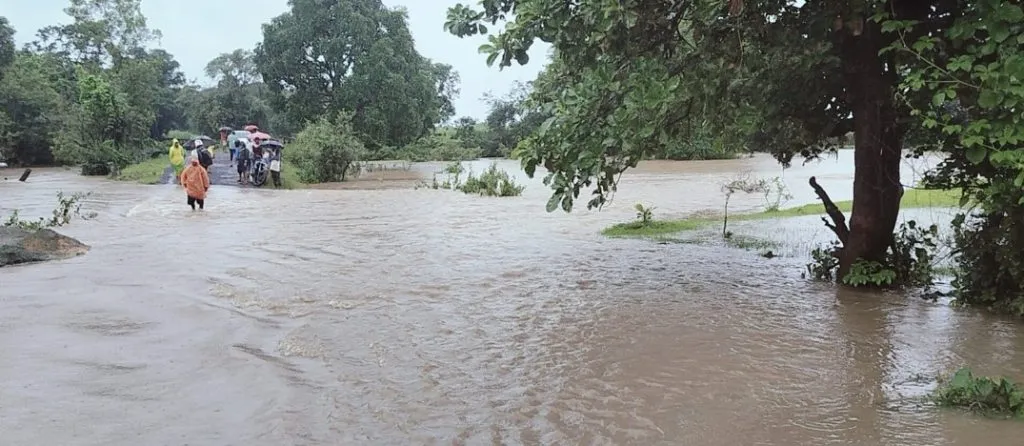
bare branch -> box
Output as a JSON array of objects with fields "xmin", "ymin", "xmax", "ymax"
[{"xmin": 809, "ymin": 176, "xmax": 849, "ymax": 244}]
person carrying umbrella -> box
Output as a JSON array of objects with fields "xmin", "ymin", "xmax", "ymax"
[
  {"xmin": 219, "ymin": 126, "xmax": 235, "ymax": 161},
  {"xmin": 168, "ymin": 138, "xmax": 186, "ymax": 182}
]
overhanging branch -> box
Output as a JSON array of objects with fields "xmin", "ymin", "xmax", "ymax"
[{"xmin": 809, "ymin": 176, "xmax": 850, "ymax": 245}]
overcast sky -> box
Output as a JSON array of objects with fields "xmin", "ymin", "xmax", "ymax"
[{"xmin": 0, "ymin": 0, "xmax": 549, "ymax": 119}]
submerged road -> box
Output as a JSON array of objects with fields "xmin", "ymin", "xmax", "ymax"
[{"xmin": 160, "ymin": 149, "xmax": 245, "ymax": 186}]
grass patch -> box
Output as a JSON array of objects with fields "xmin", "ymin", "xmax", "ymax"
[
  {"xmin": 934, "ymin": 367, "xmax": 1024, "ymax": 418},
  {"xmin": 602, "ymin": 219, "xmax": 705, "ymax": 237},
  {"xmin": 725, "ymin": 234, "xmax": 779, "ymax": 251},
  {"xmin": 603, "ymin": 187, "xmax": 962, "ymax": 238},
  {"xmin": 116, "ymin": 157, "xmax": 170, "ymax": 184},
  {"xmin": 280, "ymin": 160, "xmax": 305, "ymax": 189}
]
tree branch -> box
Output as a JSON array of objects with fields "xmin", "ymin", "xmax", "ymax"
[{"xmin": 809, "ymin": 176, "xmax": 849, "ymax": 244}]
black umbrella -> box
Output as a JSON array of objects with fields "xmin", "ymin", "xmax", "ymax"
[
  {"xmin": 218, "ymin": 126, "xmax": 233, "ymax": 132},
  {"xmin": 260, "ymin": 139, "xmax": 284, "ymax": 150},
  {"xmin": 184, "ymin": 136, "xmax": 215, "ymax": 149}
]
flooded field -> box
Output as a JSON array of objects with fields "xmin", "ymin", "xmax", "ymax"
[{"xmin": 1, "ymin": 150, "xmax": 1022, "ymax": 445}]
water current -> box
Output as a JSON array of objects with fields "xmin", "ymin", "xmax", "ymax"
[{"xmin": 1, "ymin": 150, "xmax": 1023, "ymax": 445}]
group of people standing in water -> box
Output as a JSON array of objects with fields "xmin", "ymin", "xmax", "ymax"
[{"xmin": 165, "ymin": 127, "xmax": 280, "ymax": 211}]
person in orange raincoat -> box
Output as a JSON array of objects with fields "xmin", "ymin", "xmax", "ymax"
[{"xmin": 180, "ymin": 159, "xmax": 211, "ymax": 210}]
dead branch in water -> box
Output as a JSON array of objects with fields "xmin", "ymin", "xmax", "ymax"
[{"xmin": 809, "ymin": 176, "xmax": 849, "ymax": 245}]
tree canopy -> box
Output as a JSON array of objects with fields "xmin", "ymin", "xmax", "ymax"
[
  {"xmin": 0, "ymin": 0, "xmax": 469, "ymax": 171},
  {"xmin": 445, "ymin": 0, "xmax": 1024, "ymax": 311},
  {"xmin": 255, "ymin": 0, "xmax": 457, "ymax": 150}
]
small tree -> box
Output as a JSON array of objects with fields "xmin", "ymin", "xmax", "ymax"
[
  {"xmin": 720, "ymin": 173, "xmax": 771, "ymax": 237},
  {"xmin": 288, "ymin": 111, "xmax": 366, "ymax": 182}
]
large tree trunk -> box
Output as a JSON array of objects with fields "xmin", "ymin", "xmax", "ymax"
[{"xmin": 835, "ymin": 14, "xmax": 904, "ymax": 281}]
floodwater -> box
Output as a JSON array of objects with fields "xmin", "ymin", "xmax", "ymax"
[{"xmin": 1, "ymin": 150, "xmax": 1023, "ymax": 445}]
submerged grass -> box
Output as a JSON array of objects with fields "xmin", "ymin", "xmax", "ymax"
[
  {"xmin": 116, "ymin": 157, "xmax": 169, "ymax": 184},
  {"xmin": 603, "ymin": 188, "xmax": 963, "ymax": 238}
]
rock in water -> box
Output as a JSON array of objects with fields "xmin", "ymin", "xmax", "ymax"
[{"xmin": 0, "ymin": 226, "xmax": 89, "ymax": 267}]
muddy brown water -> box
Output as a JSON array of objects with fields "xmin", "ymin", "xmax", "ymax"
[{"xmin": 1, "ymin": 151, "xmax": 1023, "ymax": 445}]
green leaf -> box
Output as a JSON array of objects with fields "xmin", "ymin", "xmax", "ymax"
[
  {"xmin": 514, "ymin": 50, "xmax": 529, "ymax": 65},
  {"xmin": 537, "ymin": 116, "xmax": 555, "ymax": 137},
  {"xmin": 477, "ymin": 44, "xmax": 494, "ymax": 54},
  {"xmin": 951, "ymin": 368, "xmax": 973, "ymax": 388},
  {"xmin": 978, "ymin": 89, "xmax": 1000, "ymax": 108},
  {"xmin": 546, "ymin": 191, "xmax": 563, "ymax": 212},
  {"xmin": 959, "ymin": 194, "xmax": 971, "ymax": 207},
  {"xmin": 932, "ymin": 91, "xmax": 946, "ymax": 106},
  {"xmin": 477, "ymin": 24, "xmax": 488, "ymax": 34},
  {"xmin": 989, "ymin": 21, "xmax": 1010, "ymax": 42},
  {"xmin": 965, "ymin": 145, "xmax": 987, "ymax": 164},
  {"xmin": 998, "ymin": 4, "xmax": 1024, "ymax": 22}
]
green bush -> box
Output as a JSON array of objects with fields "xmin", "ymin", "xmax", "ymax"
[
  {"xmin": 458, "ymin": 162, "xmax": 524, "ymax": 196},
  {"xmin": 396, "ymin": 131, "xmax": 480, "ymax": 161},
  {"xmin": 288, "ymin": 111, "xmax": 366, "ymax": 183}
]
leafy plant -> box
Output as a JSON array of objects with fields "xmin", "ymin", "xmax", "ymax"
[
  {"xmin": 459, "ymin": 163, "xmax": 524, "ymax": 197},
  {"xmin": 763, "ymin": 177, "xmax": 793, "ymax": 212},
  {"xmin": 876, "ymin": 2, "xmax": 1024, "ymax": 314},
  {"xmin": 426, "ymin": 161, "xmax": 524, "ymax": 197},
  {"xmin": 807, "ymin": 241, "xmax": 841, "ymax": 281},
  {"xmin": 843, "ymin": 260, "xmax": 898, "ymax": 287},
  {"xmin": 3, "ymin": 191, "xmax": 91, "ymax": 230},
  {"xmin": 395, "ymin": 131, "xmax": 481, "ymax": 162},
  {"xmin": 934, "ymin": 367, "xmax": 1024, "ymax": 418},
  {"xmin": 807, "ymin": 220, "xmax": 939, "ymax": 288},
  {"xmin": 287, "ymin": 111, "xmax": 367, "ymax": 183},
  {"xmin": 634, "ymin": 203, "xmax": 655, "ymax": 226}
]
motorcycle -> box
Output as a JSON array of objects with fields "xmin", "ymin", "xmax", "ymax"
[{"xmin": 250, "ymin": 153, "xmax": 269, "ymax": 187}]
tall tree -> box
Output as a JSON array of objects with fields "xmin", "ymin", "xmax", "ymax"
[
  {"xmin": 34, "ymin": 0, "xmax": 160, "ymax": 66},
  {"xmin": 194, "ymin": 49, "xmax": 272, "ymax": 132},
  {"xmin": 0, "ymin": 17, "xmax": 14, "ymax": 78},
  {"xmin": 446, "ymin": 0, "xmax": 948, "ymax": 280},
  {"xmin": 0, "ymin": 52, "xmax": 68, "ymax": 165},
  {"xmin": 256, "ymin": 0, "xmax": 458, "ymax": 149},
  {"xmin": 141, "ymin": 48, "xmax": 187, "ymax": 137},
  {"xmin": 205, "ymin": 49, "xmax": 258, "ymax": 86}
]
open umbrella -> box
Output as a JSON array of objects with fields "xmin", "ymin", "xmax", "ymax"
[
  {"xmin": 250, "ymin": 131, "xmax": 271, "ymax": 141},
  {"xmin": 184, "ymin": 135, "xmax": 215, "ymax": 149},
  {"xmin": 244, "ymin": 125, "xmax": 260, "ymax": 132},
  {"xmin": 260, "ymin": 139, "xmax": 284, "ymax": 150},
  {"xmin": 218, "ymin": 126, "xmax": 233, "ymax": 132}
]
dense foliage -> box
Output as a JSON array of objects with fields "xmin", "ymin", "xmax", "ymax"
[
  {"xmin": 446, "ymin": 0, "xmax": 1024, "ymax": 315},
  {"xmin": 255, "ymin": 0, "xmax": 457, "ymax": 150},
  {"xmin": 288, "ymin": 112, "xmax": 367, "ymax": 183},
  {"xmin": 883, "ymin": 0, "xmax": 1024, "ymax": 314},
  {"xmin": 0, "ymin": 0, "xmax": 495, "ymax": 172}
]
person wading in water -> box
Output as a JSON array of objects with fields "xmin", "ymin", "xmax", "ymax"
[
  {"xmin": 180, "ymin": 159, "xmax": 210, "ymax": 210},
  {"xmin": 168, "ymin": 139, "xmax": 185, "ymax": 183}
]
